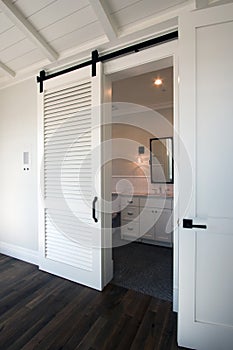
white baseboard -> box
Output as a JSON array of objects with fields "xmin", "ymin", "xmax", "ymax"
[{"xmin": 0, "ymin": 241, "xmax": 39, "ymax": 265}]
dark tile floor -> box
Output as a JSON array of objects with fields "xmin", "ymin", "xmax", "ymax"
[{"xmin": 112, "ymin": 228, "xmax": 173, "ymax": 302}]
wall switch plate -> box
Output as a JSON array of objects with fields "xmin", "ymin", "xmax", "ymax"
[{"xmin": 23, "ymin": 152, "xmax": 30, "ymax": 171}]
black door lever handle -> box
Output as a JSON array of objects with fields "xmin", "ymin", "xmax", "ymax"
[
  {"xmin": 183, "ymin": 219, "xmax": 207, "ymax": 229},
  {"xmin": 92, "ymin": 196, "xmax": 98, "ymax": 223}
]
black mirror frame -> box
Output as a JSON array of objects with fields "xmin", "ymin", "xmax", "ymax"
[{"xmin": 150, "ymin": 137, "xmax": 174, "ymax": 184}]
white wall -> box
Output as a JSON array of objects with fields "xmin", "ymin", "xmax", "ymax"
[
  {"xmin": 0, "ymin": 78, "xmax": 38, "ymax": 261},
  {"xmin": 112, "ymin": 105, "xmax": 173, "ymax": 194}
]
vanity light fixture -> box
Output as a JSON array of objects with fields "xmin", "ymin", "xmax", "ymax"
[{"xmin": 137, "ymin": 146, "xmax": 145, "ymax": 164}]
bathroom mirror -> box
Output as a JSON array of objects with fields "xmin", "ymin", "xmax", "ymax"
[{"xmin": 150, "ymin": 137, "xmax": 173, "ymax": 183}]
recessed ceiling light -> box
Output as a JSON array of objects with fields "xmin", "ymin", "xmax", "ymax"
[{"xmin": 154, "ymin": 78, "xmax": 163, "ymax": 86}]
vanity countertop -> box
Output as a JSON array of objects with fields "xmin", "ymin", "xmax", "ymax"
[{"xmin": 112, "ymin": 192, "xmax": 173, "ymax": 198}]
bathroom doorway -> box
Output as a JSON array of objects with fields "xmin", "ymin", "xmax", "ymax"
[{"xmin": 109, "ymin": 60, "xmax": 175, "ymax": 303}]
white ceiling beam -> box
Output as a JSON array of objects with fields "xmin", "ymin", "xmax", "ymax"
[
  {"xmin": 196, "ymin": 0, "xmax": 233, "ymax": 8},
  {"xmin": 0, "ymin": 60, "xmax": 15, "ymax": 77},
  {"xmin": 0, "ymin": 0, "xmax": 58, "ymax": 62},
  {"xmin": 89, "ymin": 0, "xmax": 117, "ymax": 41},
  {"xmin": 195, "ymin": 0, "xmax": 209, "ymax": 8}
]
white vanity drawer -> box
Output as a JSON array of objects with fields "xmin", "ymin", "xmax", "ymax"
[
  {"xmin": 121, "ymin": 220, "xmax": 139, "ymax": 239},
  {"xmin": 120, "ymin": 195, "xmax": 139, "ymax": 209},
  {"xmin": 140, "ymin": 197, "xmax": 172, "ymax": 209},
  {"xmin": 121, "ymin": 206, "xmax": 139, "ymax": 221}
]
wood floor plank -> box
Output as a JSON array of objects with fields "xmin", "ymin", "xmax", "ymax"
[
  {"xmin": 0, "ymin": 254, "xmax": 188, "ymax": 350},
  {"xmin": 0, "ymin": 270, "xmax": 53, "ymax": 318},
  {"xmin": 21, "ymin": 287, "xmax": 90, "ymax": 350},
  {"xmin": 5, "ymin": 279, "xmax": 78, "ymax": 350},
  {"xmin": 0, "ymin": 279, "xmax": 78, "ymax": 349},
  {"xmin": 49, "ymin": 287, "xmax": 98, "ymax": 348},
  {"xmin": 46, "ymin": 285, "xmax": 128, "ymax": 350}
]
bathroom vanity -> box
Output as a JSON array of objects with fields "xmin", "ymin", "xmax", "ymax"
[
  {"xmin": 112, "ymin": 137, "xmax": 174, "ymax": 247},
  {"xmin": 118, "ymin": 193, "xmax": 173, "ymax": 247}
]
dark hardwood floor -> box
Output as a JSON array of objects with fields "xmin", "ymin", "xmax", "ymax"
[{"xmin": 0, "ymin": 254, "xmax": 187, "ymax": 350}]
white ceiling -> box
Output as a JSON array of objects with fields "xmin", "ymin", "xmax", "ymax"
[{"xmin": 0, "ymin": 0, "xmax": 230, "ymax": 88}]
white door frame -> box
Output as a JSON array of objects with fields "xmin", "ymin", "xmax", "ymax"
[{"xmin": 104, "ymin": 39, "xmax": 179, "ymax": 311}]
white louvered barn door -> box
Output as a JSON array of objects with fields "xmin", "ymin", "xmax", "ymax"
[{"xmin": 38, "ymin": 63, "xmax": 113, "ymax": 290}]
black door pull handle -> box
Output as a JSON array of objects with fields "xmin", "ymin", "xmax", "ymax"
[
  {"xmin": 183, "ymin": 219, "xmax": 207, "ymax": 229},
  {"xmin": 92, "ymin": 196, "xmax": 98, "ymax": 223}
]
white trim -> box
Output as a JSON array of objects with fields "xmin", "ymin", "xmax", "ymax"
[
  {"xmin": 0, "ymin": 0, "xmax": 58, "ymax": 62},
  {"xmin": 173, "ymin": 287, "xmax": 178, "ymax": 312},
  {"xmin": 0, "ymin": 241, "xmax": 39, "ymax": 265},
  {"xmin": 173, "ymin": 38, "xmax": 179, "ymax": 314},
  {"xmin": 104, "ymin": 40, "xmax": 177, "ymax": 75}
]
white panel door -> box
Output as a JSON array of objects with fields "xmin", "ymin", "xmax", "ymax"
[
  {"xmin": 178, "ymin": 4, "xmax": 233, "ymax": 349},
  {"xmin": 38, "ymin": 63, "xmax": 113, "ymax": 290}
]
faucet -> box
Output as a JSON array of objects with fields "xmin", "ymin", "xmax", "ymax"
[{"xmin": 152, "ymin": 187, "xmax": 161, "ymax": 195}]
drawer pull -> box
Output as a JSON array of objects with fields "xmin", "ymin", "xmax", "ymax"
[
  {"xmin": 128, "ymin": 200, "xmax": 133, "ymax": 204},
  {"xmin": 127, "ymin": 227, "xmax": 133, "ymax": 231},
  {"xmin": 127, "ymin": 212, "xmax": 133, "ymax": 216}
]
